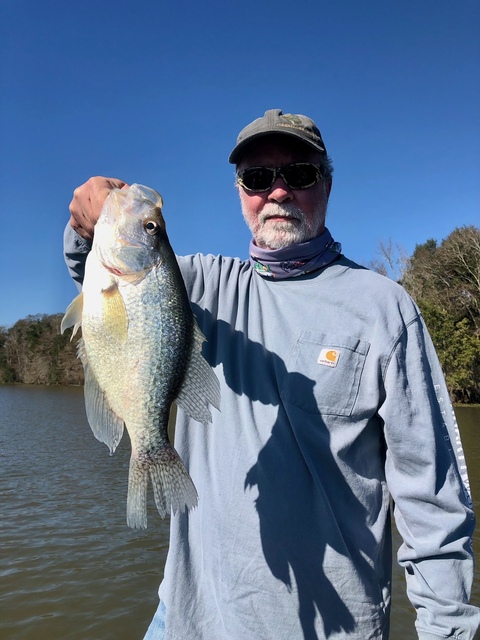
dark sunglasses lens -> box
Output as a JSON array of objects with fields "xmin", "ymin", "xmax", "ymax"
[
  {"xmin": 239, "ymin": 168, "xmax": 275, "ymax": 191},
  {"xmin": 283, "ymin": 164, "xmax": 319, "ymax": 189}
]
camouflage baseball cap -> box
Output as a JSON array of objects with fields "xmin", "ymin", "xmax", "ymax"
[{"xmin": 228, "ymin": 109, "xmax": 327, "ymax": 164}]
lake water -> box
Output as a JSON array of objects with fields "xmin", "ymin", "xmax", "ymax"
[{"xmin": 0, "ymin": 385, "xmax": 478, "ymax": 640}]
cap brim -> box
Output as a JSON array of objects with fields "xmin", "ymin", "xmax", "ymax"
[{"xmin": 229, "ymin": 130, "xmax": 325, "ymax": 164}]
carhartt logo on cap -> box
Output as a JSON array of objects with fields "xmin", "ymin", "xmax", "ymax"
[{"xmin": 317, "ymin": 348, "xmax": 340, "ymax": 368}]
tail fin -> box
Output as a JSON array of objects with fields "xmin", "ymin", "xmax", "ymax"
[{"xmin": 126, "ymin": 445, "xmax": 198, "ymax": 529}]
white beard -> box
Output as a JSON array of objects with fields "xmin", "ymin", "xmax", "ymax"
[{"xmin": 243, "ymin": 202, "xmax": 327, "ymax": 250}]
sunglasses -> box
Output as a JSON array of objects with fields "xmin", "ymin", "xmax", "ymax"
[{"xmin": 236, "ymin": 162, "xmax": 324, "ymax": 193}]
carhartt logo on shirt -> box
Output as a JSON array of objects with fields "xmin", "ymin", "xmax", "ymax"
[{"xmin": 317, "ymin": 348, "xmax": 340, "ymax": 368}]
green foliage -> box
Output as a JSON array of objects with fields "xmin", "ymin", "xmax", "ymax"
[
  {"xmin": 403, "ymin": 225, "xmax": 480, "ymax": 329},
  {"xmin": 385, "ymin": 225, "xmax": 480, "ymax": 403},
  {"xmin": 418, "ymin": 300, "xmax": 480, "ymax": 403}
]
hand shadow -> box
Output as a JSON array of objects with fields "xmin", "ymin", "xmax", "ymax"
[{"xmin": 192, "ymin": 303, "xmax": 388, "ymax": 640}]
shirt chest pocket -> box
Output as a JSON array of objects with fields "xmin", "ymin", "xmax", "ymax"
[{"xmin": 280, "ymin": 331, "xmax": 370, "ymax": 416}]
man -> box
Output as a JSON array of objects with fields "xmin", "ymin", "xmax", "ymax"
[{"xmin": 64, "ymin": 109, "xmax": 479, "ymax": 639}]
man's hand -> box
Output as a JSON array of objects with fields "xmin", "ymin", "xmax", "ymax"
[{"xmin": 69, "ymin": 177, "xmax": 129, "ymax": 242}]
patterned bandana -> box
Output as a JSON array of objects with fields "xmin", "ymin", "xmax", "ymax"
[{"xmin": 249, "ymin": 228, "xmax": 342, "ymax": 279}]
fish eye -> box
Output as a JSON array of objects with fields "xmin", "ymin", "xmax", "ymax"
[{"xmin": 144, "ymin": 220, "xmax": 160, "ymax": 235}]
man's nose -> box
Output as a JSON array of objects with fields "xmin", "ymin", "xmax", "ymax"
[{"xmin": 268, "ymin": 176, "xmax": 293, "ymax": 203}]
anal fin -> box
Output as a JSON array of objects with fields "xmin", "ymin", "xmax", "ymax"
[{"xmin": 78, "ymin": 338, "xmax": 125, "ymax": 454}]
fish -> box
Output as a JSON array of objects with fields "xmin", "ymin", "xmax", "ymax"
[{"xmin": 61, "ymin": 183, "xmax": 220, "ymax": 529}]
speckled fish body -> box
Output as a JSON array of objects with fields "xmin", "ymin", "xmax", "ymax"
[{"xmin": 62, "ymin": 184, "xmax": 220, "ymax": 529}]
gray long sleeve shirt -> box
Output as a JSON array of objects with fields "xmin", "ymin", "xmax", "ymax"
[{"xmin": 64, "ymin": 225, "xmax": 480, "ymax": 639}]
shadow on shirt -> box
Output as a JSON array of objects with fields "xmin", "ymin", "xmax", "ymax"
[{"xmin": 192, "ymin": 304, "xmax": 389, "ymax": 640}]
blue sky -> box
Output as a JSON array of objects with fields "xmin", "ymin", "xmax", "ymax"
[{"xmin": 0, "ymin": 0, "xmax": 478, "ymax": 327}]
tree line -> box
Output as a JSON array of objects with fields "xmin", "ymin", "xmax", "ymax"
[
  {"xmin": 1, "ymin": 225, "xmax": 479, "ymax": 402},
  {"xmin": 370, "ymin": 225, "xmax": 480, "ymax": 403},
  {"xmin": 0, "ymin": 314, "xmax": 83, "ymax": 386}
]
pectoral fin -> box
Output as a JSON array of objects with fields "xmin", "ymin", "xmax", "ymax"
[{"xmin": 102, "ymin": 284, "xmax": 128, "ymax": 342}]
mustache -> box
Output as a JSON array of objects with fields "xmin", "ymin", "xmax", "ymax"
[{"xmin": 258, "ymin": 204, "xmax": 305, "ymax": 224}]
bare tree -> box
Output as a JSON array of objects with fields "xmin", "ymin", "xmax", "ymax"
[{"xmin": 369, "ymin": 238, "xmax": 409, "ymax": 283}]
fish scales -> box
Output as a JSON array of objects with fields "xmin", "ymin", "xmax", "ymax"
[{"xmin": 62, "ymin": 184, "xmax": 220, "ymax": 529}]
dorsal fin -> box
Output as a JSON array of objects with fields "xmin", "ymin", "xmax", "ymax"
[{"xmin": 61, "ymin": 292, "xmax": 84, "ymax": 338}]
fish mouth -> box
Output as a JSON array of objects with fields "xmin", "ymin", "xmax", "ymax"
[{"xmin": 104, "ymin": 264, "xmax": 125, "ymax": 277}]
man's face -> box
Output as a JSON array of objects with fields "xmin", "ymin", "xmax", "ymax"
[{"xmin": 236, "ymin": 137, "xmax": 332, "ymax": 250}]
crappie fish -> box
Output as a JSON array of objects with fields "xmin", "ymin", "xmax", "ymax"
[{"xmin": 61, "ymin": 184, "xmax": 220, "ymax": 529}]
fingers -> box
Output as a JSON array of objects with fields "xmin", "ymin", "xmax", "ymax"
[{"xmin": 69, "ymin": 177, "xmax": 129, "ymax": 241}]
